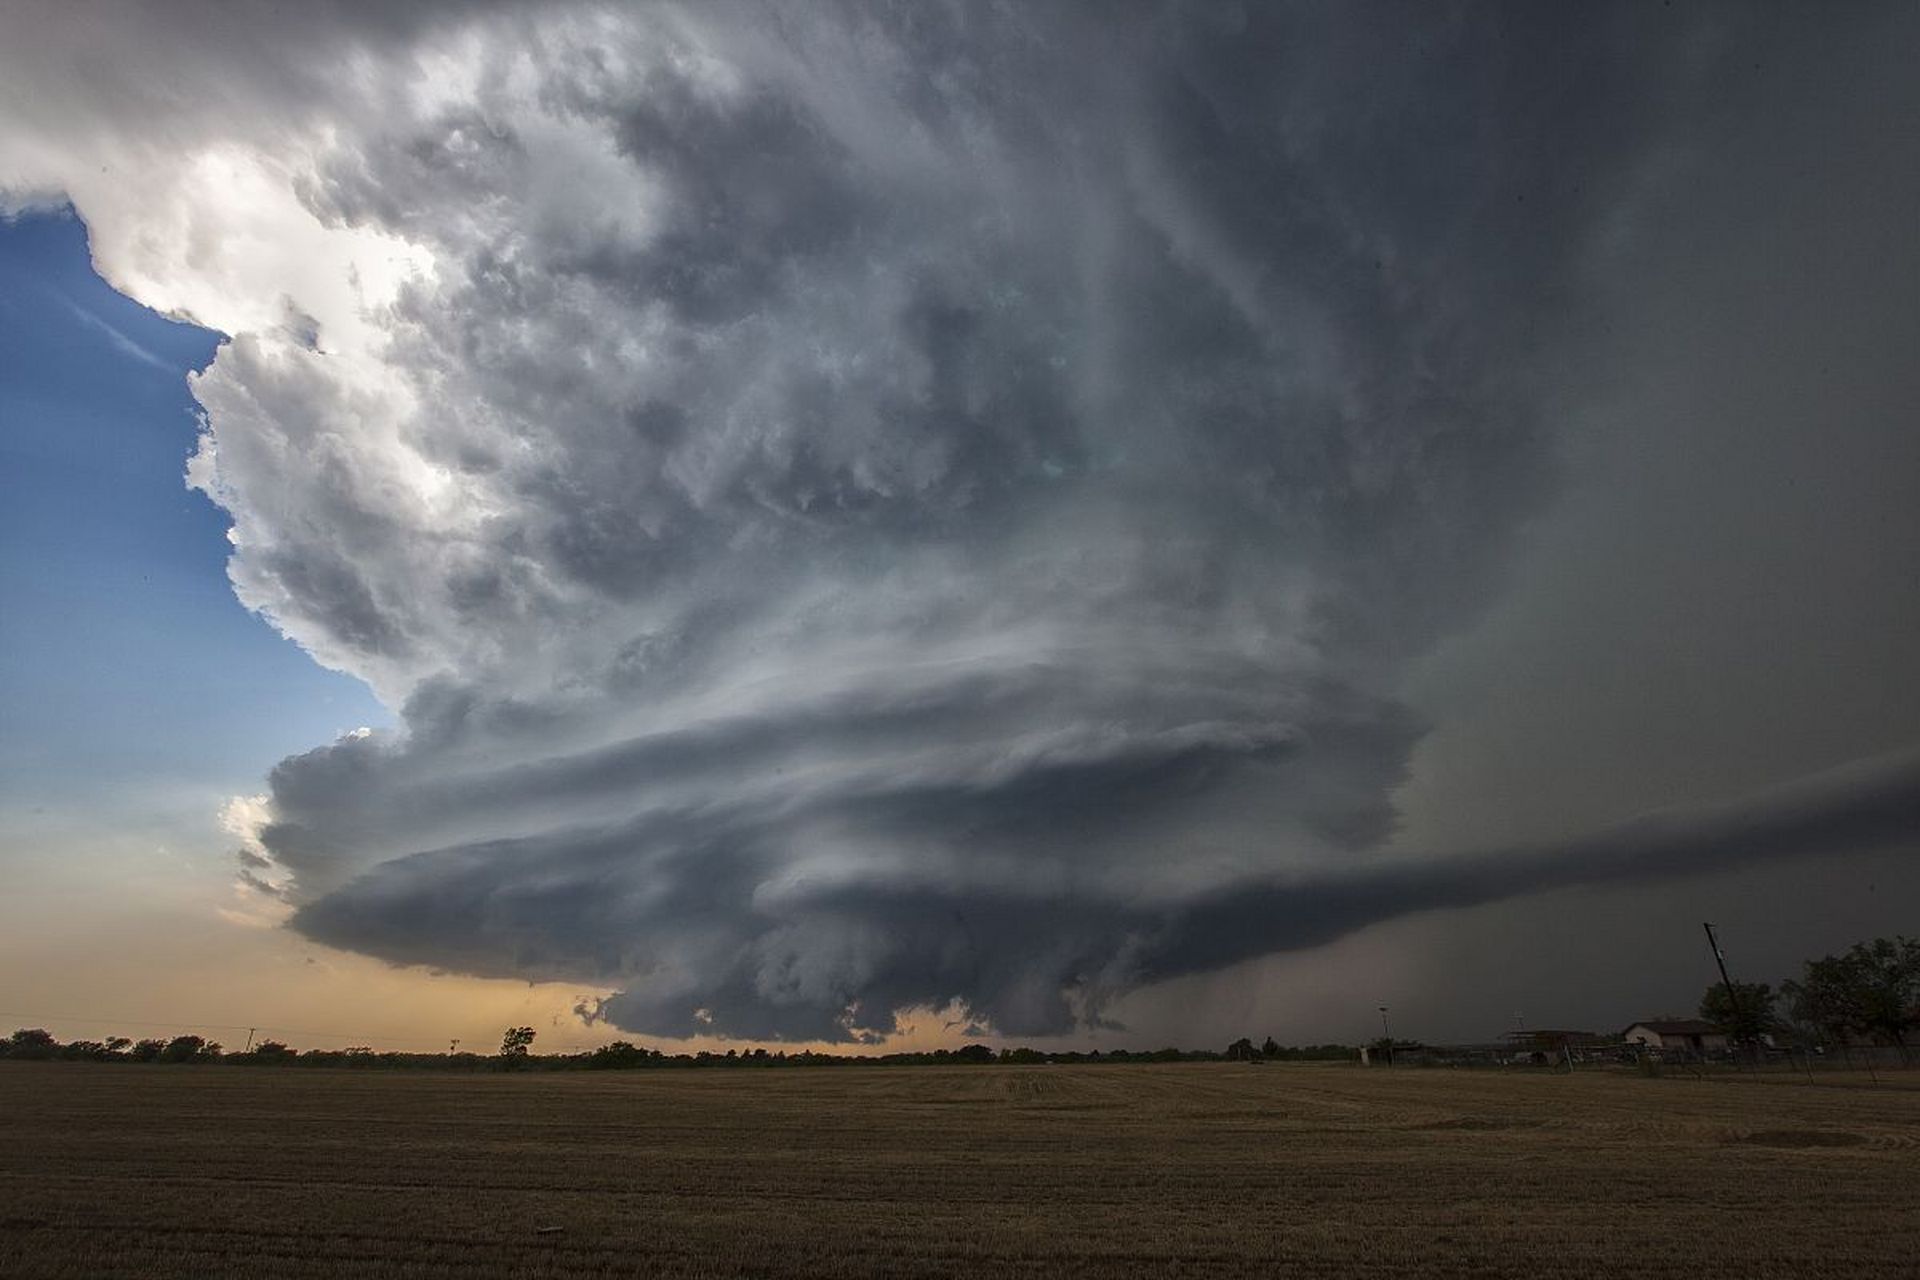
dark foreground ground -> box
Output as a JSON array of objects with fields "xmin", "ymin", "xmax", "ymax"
[{"xmin": 2, "ymin": 1060, "xmax": 1916, "ymax": 1278}]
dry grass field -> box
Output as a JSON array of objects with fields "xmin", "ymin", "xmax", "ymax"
[{"xmin": 2, "ymin": 1061, "xmax": 1916, "ymax": 1278}]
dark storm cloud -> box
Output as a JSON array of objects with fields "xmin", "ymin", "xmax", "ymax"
[
  {"xmin": 248, "ymin": 3, "xmax": 1651, "ymax": 1039},
  {"xmin": 1144, "ymin": 747, "xmax": 1920, "ymax": 982},
  {"xmin": 294, "ymin": 744, "xmax": 1920, "ymax": 1039},
  {"xmin": 6, "ymin": 3, "xmax": 1912, "ymax": 1041}
]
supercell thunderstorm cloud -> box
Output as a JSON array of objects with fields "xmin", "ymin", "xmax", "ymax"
[{"xmin": 6, "ymin": 3, "xmax": 1915, "ymax": 1041}]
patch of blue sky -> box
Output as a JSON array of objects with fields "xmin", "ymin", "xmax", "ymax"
[{"xmin": 0, "ymin": 208, "xmax": 389, "ymax": 813}]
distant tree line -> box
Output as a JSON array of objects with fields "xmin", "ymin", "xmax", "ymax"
[
  {"xmin": 0, "ymin": 1029, "xmax": 226, "ymax": 1063},
  {"xmin": 0, "ymin": 1024, "xmax": 1353, "ymax": 1072},
  {"xmin": 1224, "ymin": 1036, "xmax": 1358, "ymax": 1062},
  {"xmin": 16, "ymin": 934, "xmax": 1899, "ymax": 1074}
]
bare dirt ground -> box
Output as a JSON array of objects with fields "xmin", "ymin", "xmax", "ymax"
[{"xmin": 2, "ymin": 1061, "xmax": 1915, "ymax": 1278}]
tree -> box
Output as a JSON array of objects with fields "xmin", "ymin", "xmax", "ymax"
[
  {"xmin": 1261, "ymin": 1037, "xmax": 1281, "ymax": 1059},
  {"xmin": 499, "ymin": 1026, "xmax": 536, "ymax": 1062},
  {"xmin": 161, "ymin": 1035, "xmax": 211, "ymax": 1063},
  {"xmin": 587, "ymin": 1040, "xmax": 658, "ymax": 1069},
  {"xmin": 1783, "ymin": 936, "xmax": 1920, "ymax": 1060},
  {"xmin": 1846, "ymin": 936, "xmax": 1920, "ymax": 1054},
  {"xmin": 1225, "ymin": 1037, "xmax": 1258, "ymax": 1061},
  {"xmin": 5, "ymin": 1028, "xmax": 58, "ymax": 1060},
  {"xmin": 1699, "ymin": 981, "xmax": 1779, "ymax": 1046}
]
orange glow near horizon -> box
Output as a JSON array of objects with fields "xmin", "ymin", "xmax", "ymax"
[{"xmin": 0, "ymin": 872, "xmax": 1004, "ymax": 1057}]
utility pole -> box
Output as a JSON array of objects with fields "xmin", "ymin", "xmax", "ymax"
[
  {"xmin": 243, "ymin": 1027, "xmax": 255, "ymax": 1053},
  {"xmin": 1378, "ymin": 1005, "xmax": 1393, "ymax": 1067},
  {"xmin": 1703, "ymin": 922, "xmax": 1749, "ymax": 1063}
]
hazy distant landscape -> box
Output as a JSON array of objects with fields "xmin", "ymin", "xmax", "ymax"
[{"xmin": 4, "ymin": 1062, "xmax": 1915, "ymax": 1278}]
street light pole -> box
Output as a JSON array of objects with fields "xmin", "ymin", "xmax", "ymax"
[{"xmin": 1378, "ymin": 1005, "xmax": 1393, "ymax": 1067}]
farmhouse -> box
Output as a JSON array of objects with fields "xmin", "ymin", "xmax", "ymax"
[{"xmin": 1622, "ymin": 1019, "xmax": 1728, "ymax": 1056}]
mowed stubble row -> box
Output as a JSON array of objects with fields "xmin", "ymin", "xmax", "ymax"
[{"xmin": 2, "ymin": 1061, "xmax": 1915, "ymax": 1278}]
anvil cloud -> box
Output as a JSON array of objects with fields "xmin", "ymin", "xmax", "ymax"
[{"xmin": 5, "ymin": 3, "xmax": 1915, "ymax": 1041}]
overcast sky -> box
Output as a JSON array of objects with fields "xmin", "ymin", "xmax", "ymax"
[{"xmin": 1, "ymin": 2, "xmax": 1915, "ymax": 1052}]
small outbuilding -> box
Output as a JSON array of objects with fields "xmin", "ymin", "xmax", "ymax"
[{"xmin": 1622, "ymin": 1019, "xmax": 1728, "ymax": 1057}]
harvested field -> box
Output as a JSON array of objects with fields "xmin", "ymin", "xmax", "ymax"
[{"xmin": 2, "ymin": 1061, "xmax": 1916, "ymax": 1278}]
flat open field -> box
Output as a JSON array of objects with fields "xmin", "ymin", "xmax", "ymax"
[{"xmin": 3, "ymin": 1062, "xmax": 1916, "ymax": 1278}]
